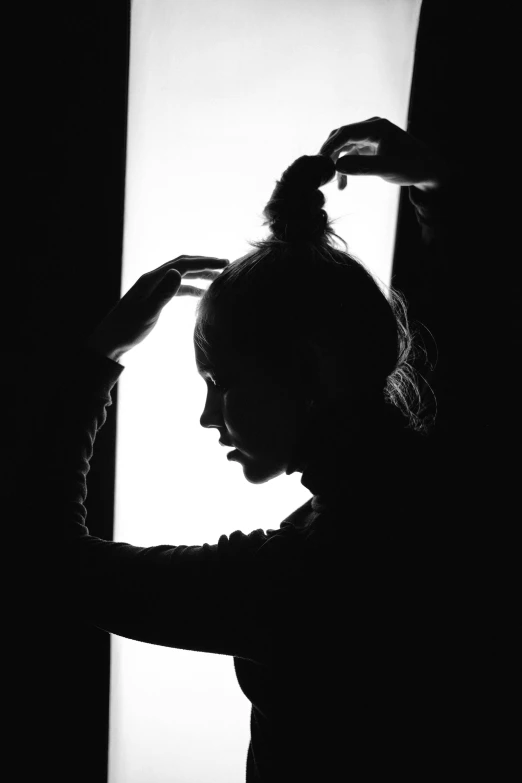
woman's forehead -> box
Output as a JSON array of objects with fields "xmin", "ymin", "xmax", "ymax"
[
  {"xmin": 194, "ymin": 326, "xmax": 236, "ymax": 368},
  {"xmin": 194, "ymin": 307, "xmax": 302, "ymax": 379}
]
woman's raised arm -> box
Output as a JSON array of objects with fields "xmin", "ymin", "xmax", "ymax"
[{"xmin": 318, "ymin": 117, "xmax": 456, "ymax": 434}]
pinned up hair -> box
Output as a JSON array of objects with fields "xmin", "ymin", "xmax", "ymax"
[
  {"xmin": 263, "ymin": 154, "xmax": 335, "ymax": 243},
  {"xmin": 195, "ymin": 154, "xmax": 434, "ymax": 434}
]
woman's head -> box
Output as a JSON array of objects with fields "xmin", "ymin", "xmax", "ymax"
[{"xmin": 194, "ymin": 154, "xmax": 429, "ymax": 484}]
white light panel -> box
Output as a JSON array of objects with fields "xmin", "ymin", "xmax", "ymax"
[{"xmin": 110, "ymin": 1, "xmax": 421, "ymax": 781}]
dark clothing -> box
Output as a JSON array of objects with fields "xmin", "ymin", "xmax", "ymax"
[{"xmin": 18, "ymin": 186, "xmax": 505, "ymax": 780}]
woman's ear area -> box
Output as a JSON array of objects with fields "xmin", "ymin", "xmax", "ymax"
[
  {"xmin": 294, "ymin": 337, "xmax": 356, "ymax": 405},
  {"xmin": 288, "ymin": 338, "xmax": 331, "ymax": 402}
]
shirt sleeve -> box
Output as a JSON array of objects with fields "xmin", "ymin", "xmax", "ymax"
[{"xmin": 20, "ymin": 344, "xmax": 306, "ymax": 664}]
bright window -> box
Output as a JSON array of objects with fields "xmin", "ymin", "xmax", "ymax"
[{"xmin": 111, "ymin": 1, "xmax": 421, "ymax": 780}]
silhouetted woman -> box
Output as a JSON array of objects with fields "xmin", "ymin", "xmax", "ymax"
[{"xmin": 34, "ymin": 118, "xmax": 465, "ymax": 781}]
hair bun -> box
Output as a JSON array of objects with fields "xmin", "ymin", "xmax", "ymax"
[
  {"xmin": 263, "ymin": 154, "xmax": 336, "ymax": 243},
  {"xmin": 279, "ymin": 154, "xmax": 336, "ymax": 191}
]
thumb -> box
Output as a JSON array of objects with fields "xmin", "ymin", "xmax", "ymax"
[
  {"xmin": 335, "ymin": 155, "xmax": 387, "ymax": 176},
  {"xmin": 335, "ymin": 154, "xmax": 434, "ymax": 186}
]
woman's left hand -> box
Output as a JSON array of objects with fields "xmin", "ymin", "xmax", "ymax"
[{"xmin": 86, "ymin": 255, "xmax": 229, "ymax": 361}]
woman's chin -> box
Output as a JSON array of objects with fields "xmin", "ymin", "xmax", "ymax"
[{"xmin": 227, "ymin": 449, "xmax": 285, "ymax": 484}]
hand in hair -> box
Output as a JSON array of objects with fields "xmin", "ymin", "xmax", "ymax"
[
  {"xmin": 318, "ymin": 117, "xmax": 451, "ymax": 193},
  {"xmin": 86, "ymin": 256, "xmax": 229, "ymax": 361}
]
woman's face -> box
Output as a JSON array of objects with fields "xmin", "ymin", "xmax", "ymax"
[{"xmin": 194, "ymin": 332, "xmax": 309, "ymax": 484}]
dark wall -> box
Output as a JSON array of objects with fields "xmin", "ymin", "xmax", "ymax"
[
  {"xmin": 393, "ymin": 1, "xmax": 481, "ymax": 438},
  {"xmin": 392, "ymin": 8, "xmax": 517, "ymax": 773},
  {"xmin": 10, "ymin": 3, "xmax": 131, "ymax": 781},
  {"xmin": 393, "ymin": 1, "xmax": 519, "ymax": 502}
]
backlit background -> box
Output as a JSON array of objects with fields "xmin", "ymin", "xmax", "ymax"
[{"xmin": 111, "ymin": 1, "xmax": 422, "ymax": 780}]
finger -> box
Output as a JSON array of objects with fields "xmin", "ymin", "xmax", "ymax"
[
  {"xmin": 329, "ymin": 142, "xmax": 379, "ymax": 169},
  {"xmin": 352, "ymin": 144, "xmax": 374, "ymax": 155},
  {"xmin": 319, "ymin": 117, "xmax": 388, "ymax": 158},
  {"xmin": 319, "ymin": 116, "xmax": 383, "ymax": 153},
  {"xmin": 172, "ymin": 257, "xmax": 230, "ymax": 274},
  {"xmin": 317, "ymin": 127, "xmax": 339, "ymax": 155},
  {"xmin": 335, "ymin": 153, "xmax": 428, "ymax": 184},
  {"xmin": 175, "ymin": 284, "xmax": 205, "ymax": 297},
  {"xmin": 327, "ymin": 143, "xmax": 359, "ymax": 168},
  {"xmin": 182, "ymin": 270, "xmax": 225, "ymax": 280},
  {"xmin": 335, "ymin": 154, "xmax": 390, "ymax": 176},
  {"xmin": 152, "ymin": 268, "xmax": 182, "ymax": 301},
  {"xmin": 149, "ymin": 257, "xmax": 229, "ymax": 277},
  {"xmin": 139, "ymin": 258, "xmax": 229, "ymax": 294}
]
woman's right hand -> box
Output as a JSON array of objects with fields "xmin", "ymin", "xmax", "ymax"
[{"xmin": 318, "ymin": 116, "xmax": 451, "ymax": 192}]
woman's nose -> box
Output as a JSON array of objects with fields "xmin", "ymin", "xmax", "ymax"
[{"xmin": 199, "ymin": 389, "xmax": 223, "ymax": 430}]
